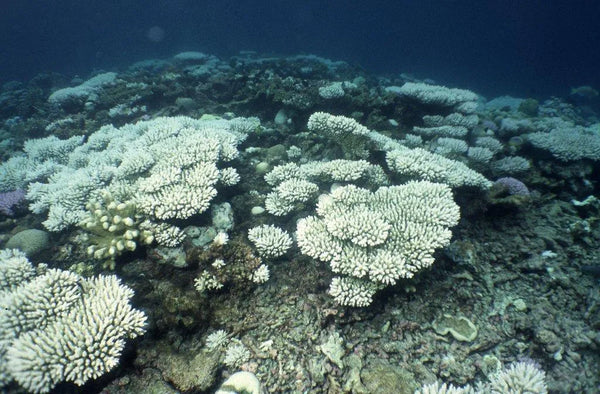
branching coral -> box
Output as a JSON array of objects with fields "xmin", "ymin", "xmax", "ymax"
[
  {"xmin": 297, "ymin": 181, "xmax": 460, "ymax": 306},
  {"xmin": 0, "ymin": 249, "xmax": 146, "ymax": 393}
]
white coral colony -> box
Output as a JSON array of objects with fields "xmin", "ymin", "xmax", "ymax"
[{"xmin": 297, "ymin": 181, "xmax": 460, "ymax": 306}]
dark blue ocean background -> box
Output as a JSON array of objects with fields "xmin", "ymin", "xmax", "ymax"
[{"xmin": 2, "ymin": 1, "xmax": 600, "ymax": 98}]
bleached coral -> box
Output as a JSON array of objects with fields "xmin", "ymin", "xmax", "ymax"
[
  {"xmin": 413, "ymin": 125, "xmax": 469, "ymax": 138},
  {"xmin": 433, "ymin": 138, "xmax": 469, "ymax": 156},
  {"xmin": 328, "ymin": 277, "xmax": 380, "ymax": 308},
  {"xmin": 48, "ymin": 72, "xmax": 118, "ymax": 106},
  {"xmin": 423, "ymin": 113, "xmax": 479, "ymax": 129},
  {"xmin": 0, "ymin": 135, "xmax": 86, "ymax": 193},
  {"xmin": 0, "ymin": 250, "xmax": 146, "ymax": 394},
  {"xmin": 248, "ymin": 225, "xmax": 293, "ymax": 259},
  {"xmin": 362, "ymin": 124, "xmax": 489, "ymax": 190},
  {"xmin": 297, "ymin": 181, "xmax": 460, "ymax": 306},
  {"xmin": 0, "ymin": 156, "xmax": 33, "ymax": 192},
  {"xmin": 23, "ymin": 135, "xmax": 85, "ymax": 164},
  {"xmin": 416, "ymin": 361, "xmax": 547, "ymax": 394},
  {"xmin": 413, "ymin": 110, "xmax": 478, "ymax": 143},
  {"xmin": 286, "ymin": 145, "xmax": 302, "ymax": 160},
  {"xmin": 500, "ymin": 118, "xmax": 534, "ymax": 135},
  {"xmin": 307, "ymin": 112, "xmax": 371, "ymax": 158},
  {"xmin": 142, "ymin": 221, "xmax": 185, "ymax": 248},
  {"xmin": 223, "ymin": 342, "xmax": 251, "ymax": 368},
  {"xmin": 206, "ymin": 330, "xmax": 229, "ymax": 350},
  {"xmin": 264, "ymin": 159, "xmax": 388, "ymax": 216},
  {"xmin": 251, "ymin": 264, "xmax": 270, "ymax": 284},
  {"xmin": 319, "ymin": 82, "xmax": 346, "ymax": 99},
  {"xmin": 396, "ymin": 82, "xmax": 479, "ymax": 113},
  {"xmin": 467, "ymin": 147, "xmax": 494, "ymax": 163},
  {"xmin": 108, "ymin": 103, "xmax": 146, "ymax": 119},
  {"xmin": 0, "ymin": 267, "xmax": 81, "ymax": 338},
  {"xmin": 367, "ymin": 129, "xmax": 406, "ymax": 151},
  {"xmin": 300, "ymin": 159, "xmax": 388, "ymax": 185},
  {"xmin": 386, "ymin": 148, "xmax": 491, "ymax": 189},
  {"xmin": 212, "ymin": 259, "xmax": 226, "ymax": 269},
  {"xmin": 416, "ymin": 382, "xmax": 475, "ymax": 394},
  {"xmin": 487, "ymin": 361, "xmax": 547, "ymax": 394},
  {"xmin": 403, "ymin": 134, "xmax": 424, "ymax": 148},
  {"xmin": 0, "ymin": 249, "xmax": 36, "ymax": 290},
  {"xmin": 212, "ymin": 232, "xmax": 230, "ymax": 246},
  {"xmin": 194, "ymin": 271, "xmax": 224, "ymax": 293},
  {"xmin": 527, "ymin": 127, "xmax": 600, "ymax": 161},
  {"xmin": 137, "ymin": 161, "xmax": 220, "ymax": 220},
  {"xmin": 265, "ymin": 179, "xmax": 319, "ymax": 216},
  {"xmin": 219, "ymin": 167, "xmax": 241, "ymax": 186},
  {"xmin": 19, "ymin": 116, "xmax": 259, "ymax": 247},
  {"xmin": 474, "ymin": 136, "xmax": 503, "ymax": 154},
  {"xmin": 173, "ymin": 51, "xmax": 212, "ymax": 62},
  {"xmin": 264, "ymin": 162, "xmax": 302, "ymax": 186},
  {"xmin": 490, "ymin": 156, "xmax": 530, "ymax": 175}
]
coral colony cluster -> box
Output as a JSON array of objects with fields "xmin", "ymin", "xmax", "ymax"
[
  {"xmin": 0, "ymin": 50, "xmax": 599, "ymax": 392},
  {"xmin": 0, "ymin": 249, "xmax": 146, "ymax": 393}
]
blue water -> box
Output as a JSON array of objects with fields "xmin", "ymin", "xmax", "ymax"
[{"xmin": 2, "ymin": 1, "xmax": 600, "ymax": 98}]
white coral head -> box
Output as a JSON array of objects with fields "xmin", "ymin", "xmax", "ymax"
[{"xmin": 213, "ymin": 231, "xmax": 229, "ymax": 246}]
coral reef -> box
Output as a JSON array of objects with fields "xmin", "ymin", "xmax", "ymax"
[
  {"xmin": 297, "ymin": 181, "xmax": 460, "ymax": 306},
  {"xmin": 80, "ymin": 190, "xmax": 153, "ymax": 268},
  {"xmin": 8, "ymin": 115, "xmax": 260, "ymax": 255},
  {"xmin": 0, "ymin": 249, "xmax": 146, "ymax": 393},
  {"xmin": 307, "ymin": 112, "xmax": 371, "ymax": 159},
  {"xmin": 417, "ymin": 361, "xmax": 547, "ymax": 394},
  {"xmin": 0, "ymin": 50, "xmax": 598, "ymax": 393},
  {"xmin": 527, "ymin": 127, "xmax": 600, "ymax": 161},
  {"xmin": 0, "ymin": 189, "xmax": 25, "ymax": 216},
  {"xmin": 247, "ymin": 224, "xmax": 293, "ymax": 259}
]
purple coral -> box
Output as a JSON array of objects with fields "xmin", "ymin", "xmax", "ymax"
[
  {"xmin": 494, "ymin": 177, "xmax": 529, "ymax": 196},
  {"xmin": 0, "ymin": 189, "xmax": 26, "ymax": 216},
  {"xmin": 481, "ymin": 119, "xmax": 498, "ymax": 132}
]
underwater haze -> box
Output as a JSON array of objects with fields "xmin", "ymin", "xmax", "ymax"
[{"xmin": 2, "ymin": 1, "xmax": 600, "ymax": 97}]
